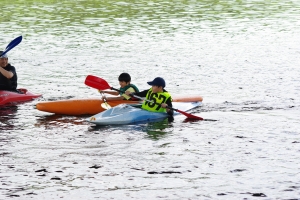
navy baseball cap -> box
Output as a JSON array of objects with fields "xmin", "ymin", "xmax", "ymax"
[{"xmin": 147, "ymin": 77, "xmax": 166, "ymax": 88}]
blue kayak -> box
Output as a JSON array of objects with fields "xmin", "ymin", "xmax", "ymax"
[{"xmin": 86, "ymin": 101, "xmax": 201, "ymax": 125}]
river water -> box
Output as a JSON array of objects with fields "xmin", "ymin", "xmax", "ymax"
[{"xmin": 1, "ymin": 0, "xmax": 300, "ymax": 199}]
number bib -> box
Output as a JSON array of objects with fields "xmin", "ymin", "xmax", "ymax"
[{"xmin": 141, "ymin": 88, "xmax": 171, "ymax": 112}]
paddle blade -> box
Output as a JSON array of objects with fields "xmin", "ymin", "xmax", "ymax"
[
  {"xmin": 1, "ymin": 36, "xmax": 23, "ymax": 57},
  {"xmin": 100, "ymin": 92, "xmax": 112, "ymax": 110},
  {"xmin": 85, "ymin": 75, "xmax": 111, "ymax": 90},
  {"xmin": 175, "ymin": 109, "xmax": 203, "ymax": 120},
  {"xmin": 101, "ymin": 103, "xmax": 112, "ymax": 110}
]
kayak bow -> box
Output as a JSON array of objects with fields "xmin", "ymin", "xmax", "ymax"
[{"xmin": 0, "ymin": 89, "xmax": 42, "ymax": 106}]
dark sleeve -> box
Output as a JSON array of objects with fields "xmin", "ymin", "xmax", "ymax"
[
  {"xmin": 166, "ymin": 96, "xmax": 174, "ymax": 121},
  {"xmin": 133, "ymin": 89, "xmax": 149, "ymax": 98},
  {"xmin": 166, "ymin": 96, "xmax": 174, "ymax": 116},
  {"xmin": 7, "ymin": 65, "xmax": 18, "ymax": 90},
  {"xmin": 7, "ymin": 65, "xmax": 17, "ymax": 77}
]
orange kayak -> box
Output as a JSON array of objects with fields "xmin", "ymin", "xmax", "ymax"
[{"xmin": 36, "ymin": 95, "xmax": 203, "ymax": 115}]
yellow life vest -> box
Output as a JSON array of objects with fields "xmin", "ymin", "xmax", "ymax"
[{"xmin": 141, "ymin": 88, "xmax": 172, "ymax": 112}]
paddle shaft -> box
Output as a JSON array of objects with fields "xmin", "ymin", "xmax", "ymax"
[
  {"xmin": 109, "ymin": 87, "xmax": 195, "ymax": 115},
  {"xmin": 110, "ymin": 87, "xmax": 203, "ymax": 120},
  {"xmin": 100, "ymin": 91, "xmax": 111, "ymax": 109}
]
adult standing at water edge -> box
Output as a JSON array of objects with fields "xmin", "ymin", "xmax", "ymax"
[
  {"xmin": 0, "ymin": 51, "xmax": 18, "ymax": 92},
  {"xmin": 125, "ymin": 77, "xmax": 174, "ymax": 121}
]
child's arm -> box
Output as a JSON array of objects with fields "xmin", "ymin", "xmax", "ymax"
[
  {"xmin": 99, "ymin": 90, "xmax": 119, "ymax": 96},
  {"xmin": 125, "ymin": 89, "xmax": 148, "ymax": 97},
  {"xmin": 161, "ymin": 97, "xmax": 173, "ymax": 115}
]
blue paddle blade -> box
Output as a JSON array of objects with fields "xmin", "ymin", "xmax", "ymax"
[{"xmin": 1, "ymin": 36, "xmax": 23, "ymax": 57}]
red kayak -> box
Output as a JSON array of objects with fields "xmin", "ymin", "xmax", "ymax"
[{"xmin": 0, "ymin": 88, "xmax": 42, "ymax": 106}]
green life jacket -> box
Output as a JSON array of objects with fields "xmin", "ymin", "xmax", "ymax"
[
  {"xmin": 119, "ymin": 84, "xmax": 139, "ymax": 95},
  {"xmin": 141, "ymin": 88, "xmax": 171, "ymax": 112}
]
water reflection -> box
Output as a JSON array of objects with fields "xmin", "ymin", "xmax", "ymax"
[
  {"xmin": 143, "ymin": 119, "xmax": 172, "ymax": 140},
  {"xmin": 35, "ymin": 114, "xmax": 88, "ymax": 129},
  {"xmin": 0, "ymin": 106, "xmax": 18, "ymax": 131},
  {"xmin": 0, "ymin": 105, "xmax": 18, "ymax": 116},
  {"xmin": 87, "ymin": 118, "xmax": 172, "ymax": 140}
]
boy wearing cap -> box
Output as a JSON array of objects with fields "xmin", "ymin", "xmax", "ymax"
[
  {"xmin": 0, "ymin": 51, "xmax": 18, "ymax": 91},
  {"xmin": 125, "ymin": 77, "xmax": 174, "ymax": 119},
  {"xmin": 100, "ymin": 73, "xmax": 139, "ymax": 101}
]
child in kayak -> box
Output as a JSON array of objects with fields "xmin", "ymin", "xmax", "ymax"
[
  {"xmin": 125, "ymin": 77, "xmax": 174, "ymax": 120},
  {"xmin": 100, "ymin": 73, "xmax": 139, "ymax": 101}
]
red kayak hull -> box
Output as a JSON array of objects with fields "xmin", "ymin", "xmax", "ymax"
[
  {"xmin": 0, "ymin": 88, "xmax": 42, "ymax": 106},
  {"xmin": 36, "ymin": 95, "xmax": 203, "ymax": 115}
]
